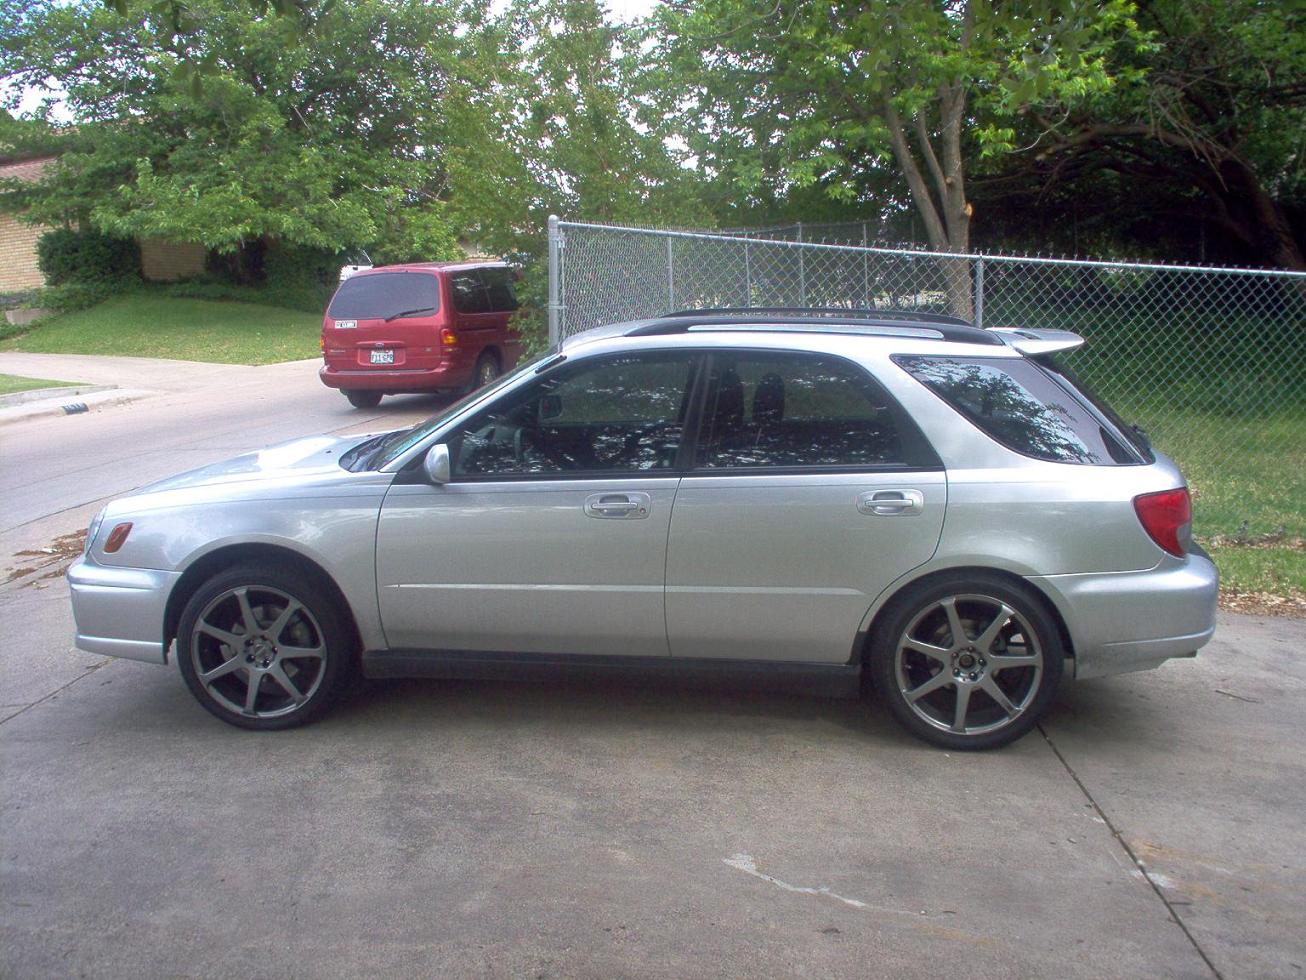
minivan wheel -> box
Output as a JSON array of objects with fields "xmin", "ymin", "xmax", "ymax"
[
  {"xmin": 344, "ymin": 390, "xmax": 383, "ymax": 409},
  {"xmin": 869, "ymin": 574, "xmax": 1064, "ymax": 750},
  {"xmin": 474, "ymin": 351, "xmax": 500, "ymax": 388},
  {"xmin": 176, "ymin": 564, "xmax": 355, "ymax": 730}
]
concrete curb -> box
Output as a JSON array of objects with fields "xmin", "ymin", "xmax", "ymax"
[
  {"xmin": 0, "ymin": 384, "xmax": 116, "ymax": 408},
  {"xmin": 0, "ymin": 386, "xmax": 155, "ymax": 426}
]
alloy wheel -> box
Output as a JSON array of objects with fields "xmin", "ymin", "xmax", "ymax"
[
  {"xmin": 893, "ymin": 593, "xmax": 1045, "ymax": 736},
  {"xmin": 190, "ymin": 585, "xmax": 327, "ymax": 719}
]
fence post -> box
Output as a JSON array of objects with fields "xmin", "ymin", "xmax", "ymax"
[
  {"xmin": 797, "ymin": 221, "xmax": 807, "ymax": 306},
  {"xmin": 667, "ymin": 237, "xmax": 675, "ymax": 309},
  {"xmin": 547, "ymin": 214, "xmax": 561, "ymax": 345},
  {"xmin": 862, "ymin": 223, "xmax": 870, "ymax": 307},
  {"xmin": 744, "ymin": 241, "xmax": 752, "ymax": 307},
  {"xmin": 973, "ymin": 256, "xmax": 985, "ymax": 329}
]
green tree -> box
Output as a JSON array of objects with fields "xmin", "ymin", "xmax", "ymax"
[
  {"xmin": 1007, "ymin": 0, "xmax": 1306, "ymax": 270},
  {"xmin": 656, "ymin": 0, "xmax": 1142, "ymax": 315},
  {"xmin": 0, "ymin": 0, "xmax": 464, "ymax": 276}
]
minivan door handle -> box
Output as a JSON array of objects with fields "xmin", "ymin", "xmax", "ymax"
[
  {"xmin": 584, "ymin": 492, "xmax": 652, "ymax": 519},
  {"xmin": 858, "ymin": 489, "xmax": 924, "ymax": 516}
]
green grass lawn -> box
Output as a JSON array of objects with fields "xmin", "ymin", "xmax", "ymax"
[
  {"xmin": 0, "ymin": 373, "xmax": 80, "ymax": 396},
  {"xmin": 0, "ymin": 294, "xmax": 321, "ymax": 365}
]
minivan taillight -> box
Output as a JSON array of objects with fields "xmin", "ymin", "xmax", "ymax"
[{"xmin": 1133, "ymin": 488, "xmax": 1191, "ymax": 557}]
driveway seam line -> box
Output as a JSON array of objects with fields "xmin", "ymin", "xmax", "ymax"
[
  {"xmin": 1038, "ymin": 723, "xmax": 1224, "ymax": 980},
  {"xmin": 0, "ymin": 660, "xmax": 110, "ymax": 729}
]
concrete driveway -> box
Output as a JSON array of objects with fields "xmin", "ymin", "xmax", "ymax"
[{"xmin": 2, "ymin": 353, "xmax": 1303, "ymax": 978}]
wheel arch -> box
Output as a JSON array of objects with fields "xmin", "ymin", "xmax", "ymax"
[
  {"xmin": 856, "ymin": 565, "xmax": 1075, "ymax": 667},
  {"xmin": 163, "ymin": 542, "xmax": 362, "ymax": 660}
]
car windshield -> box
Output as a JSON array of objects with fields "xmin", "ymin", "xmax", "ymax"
[
  {"xmin": 327, "ymin": 271, "xmax": 441, "ymax": 321},
  {"xmin": 343, "ymin": 352, "xmax": 552, "ymax": 471}
]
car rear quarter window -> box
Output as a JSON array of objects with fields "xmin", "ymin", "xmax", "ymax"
[
  {"xmin": 327, "ymin": 272, "xmax": 440, "ymax": 320},
  {"xmin": 894, "ymin": 355, "xmax": 1137, "ymax": 464}
]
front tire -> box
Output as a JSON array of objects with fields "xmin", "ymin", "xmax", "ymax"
[
  {"xmin": 868, "ymin": 573, "xmax": 1064, "ymax": 750},
  {"xmin": 176, "ymin": 563, "xmax": 355, "ymax": 730},
  {"xmin": 344, "ymin": 390, "xmax": 382, "ymax": 409}
]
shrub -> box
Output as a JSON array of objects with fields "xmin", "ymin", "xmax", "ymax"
[
  {"xmin": 37, "ymin": 228, "xmax": 140, "ymax": 285},
  {"xmin": 30, "ymin": 279, "xmax": 122, "ymax": 313}
]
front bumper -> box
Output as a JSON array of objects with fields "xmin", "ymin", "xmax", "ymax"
[
  {"xmin": 67, "ymin": 556, "xmax": 177, "ymax": 664},
  {"xmin": 1029, "ymin": 551, "xmax": 1219, "ymax": 679}
]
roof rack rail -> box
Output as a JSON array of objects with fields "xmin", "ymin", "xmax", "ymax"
[{"xmin": 661, "ymin": 306, "xmax": 973, "ymax": 327}]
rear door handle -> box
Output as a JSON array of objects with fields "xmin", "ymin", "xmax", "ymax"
[
  {"xmin": 858, "ymin": 489, "xmax": 924, "ymax": 516},
  {"xmin": 584, "ymin": 492, "xmax": 652, "ymax": 519}
]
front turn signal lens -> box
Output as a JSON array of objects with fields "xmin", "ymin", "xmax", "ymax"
[{"xmin": 103, "ymin": 522, "xmax": 133, "ymax": 554}]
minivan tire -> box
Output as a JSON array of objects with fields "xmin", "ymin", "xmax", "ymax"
[{"xmin": 345, "ymin": 390, "xmax": 382, "ymax": 409}]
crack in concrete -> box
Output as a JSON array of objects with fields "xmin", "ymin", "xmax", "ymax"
[
  {"xmin": 1038, "ymin": 723, "xmax": 1224, "ymax": 980},
  {"xmin": 0, "ymin": 659, "xmax": 111, "ymax": 729}
]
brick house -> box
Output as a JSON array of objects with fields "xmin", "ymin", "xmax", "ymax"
[{"xmin": 0, "ymin": 152, "xmax": 207, "ymax": 293}]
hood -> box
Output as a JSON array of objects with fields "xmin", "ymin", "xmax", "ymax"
[{"xmin": 135, "ymin": 433, "xmax": 386, "ymax": 495}]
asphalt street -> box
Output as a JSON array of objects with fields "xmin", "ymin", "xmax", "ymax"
[{"xmin": 1, "ymin": 353, "xmax": 1303, "ymax": 978}]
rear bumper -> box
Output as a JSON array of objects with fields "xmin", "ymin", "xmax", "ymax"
[
  {"xmin": 67, "ymin": 556, "xmax": 176, "ymax": 664},
  {"xmin": 319, "ymin": 362, "xmax": 471, "ymax": 393},
  {"xmin": 1028, "ymin": 552, "xmax": 1219, "ymax": 679}
]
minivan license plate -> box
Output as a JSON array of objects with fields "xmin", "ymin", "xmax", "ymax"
[{"xmin": 370, "ymin": 349, "xmax": 395, "ymax": 364}]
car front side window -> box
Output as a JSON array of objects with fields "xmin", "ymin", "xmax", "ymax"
[{"xmin": 449, "ymin": 351, "xmax": 699, "ymax": 478}]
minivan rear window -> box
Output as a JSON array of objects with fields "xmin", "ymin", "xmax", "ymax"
[
  {"xmin": 328, "ymin": 272, "xmax": 441, "ymax": 320},
  {"xmin": 894, "ymin": 355, "xmax": 1141, "ymax": 465}
]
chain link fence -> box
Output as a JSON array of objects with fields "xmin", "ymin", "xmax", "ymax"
[{"xmin": 548, "ymin": 217, "xmax": 1306, "ymax": 536}]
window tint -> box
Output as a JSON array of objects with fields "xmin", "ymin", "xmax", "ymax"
[
  {"xmin": 895, "ymin": 355, "xmax": 1135, "ymax": 464},
  {"xmin": 697, "ymin": 352, "xmax": 906, "ymax": 468},
  {"xmin": 451, "ymin": 352, "xmax": 696, "ymax": 477},
  {"xmin": 481, "ymin": 268, "xmax": 520, "ymax": 313},
  {"xmin": 450, "ymin": 272, "xmax": 489, "ymax": 314},
  {"xmin": 327, "ymin": 272, "xmax": 440, "ymax": 320}
]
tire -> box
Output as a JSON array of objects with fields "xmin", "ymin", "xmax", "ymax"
[
  {"xmin": 868, "ymin": 573, "xmax": 1064, "ymax": 750},
  {"xmin": 176, "ymin": 563, "xmax": 356, "ymax": 730},
  {"xmin": 473, "ymin": 350, "xmax": 500, "ymax": 389},
  {"xmin": 344, "ymin": 390, "xmax": 382, "ymax": 409}
]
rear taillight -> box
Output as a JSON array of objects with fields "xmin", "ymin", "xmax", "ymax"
[
  {"xmin": 440, "ymin": 328, "xmax": 457, "ymax": 346},
  {"xmin": 1133, "ymin": 488, "xmax": 1191, "ymax": 557}
]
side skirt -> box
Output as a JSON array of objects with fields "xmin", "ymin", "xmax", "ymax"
[{"xmin": 362, "ymin": 649, "xmax": 863, "ymax": 699}]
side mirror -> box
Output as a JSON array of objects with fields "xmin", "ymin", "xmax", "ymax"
[
  {"xmin": 539, "ymin": 393, "xmax": 563, "ymax": 420},
  {"xmin": 423, "ymin": 443, "xmax": 451, "ymax": 485}
]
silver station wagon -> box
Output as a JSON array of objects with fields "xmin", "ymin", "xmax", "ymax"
[{"xmin": 68, "ymin": 309, "xmax": 1218, "ymax": 749}]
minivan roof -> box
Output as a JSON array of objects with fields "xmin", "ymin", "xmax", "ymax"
[{"xmin": 349, "ymin": 260, "xmax": 510, "ymax": 277}]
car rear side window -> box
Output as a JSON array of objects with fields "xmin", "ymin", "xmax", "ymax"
[
  {"xmin": 695, "ymin": 351, "xmax": 914, "ymax": 469},
  {"xmin": 327, "ymin": 272, "xmax": 440, "ymax": 320},
  {"xmin": 450, "ymin": 271, "xmax": 490, "ymax": 314},
  {"xmin": 481, "ymin": 268, "xmax": 520, "ymax": 313},
  {"xmin": 895, "ymin": 355, "xmax": 1137, "ymax": 464}
]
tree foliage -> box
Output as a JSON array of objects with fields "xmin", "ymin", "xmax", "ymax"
[{"xmin": 0, "ymin": 0, "xmax": 464, "ymax": 262}]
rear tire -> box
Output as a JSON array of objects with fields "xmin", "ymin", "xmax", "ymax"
[
  {"xmin": 473, "ymin": 350, "xmax": 500, "ymax": 389},
  {"xmin": 176, "ymin": 563, "xmax": 356, "ymax": 730},
  {"xmin": 344, "ymin": 390, "xmax": 382, "ymax": 409},
  {"xmin": 868, "ymin": 573, "xmax": 1064, "ymax": 750}
]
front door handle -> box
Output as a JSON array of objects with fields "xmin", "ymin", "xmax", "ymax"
[
  {"xmin": 584, "ymin": 492, "xmax": 652, "ymax": 519},
  {"xmin": 858, "ymin": 489, "xmax": 924, "ymax": 516}
]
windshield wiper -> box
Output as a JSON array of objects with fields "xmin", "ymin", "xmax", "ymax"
[{"xmin": 384, "ymin": 306, "xmax": 438, "ymax": 322}]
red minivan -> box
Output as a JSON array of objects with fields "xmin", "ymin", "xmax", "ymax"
[{"xmin": 320, "ymin": 261, "xmax": 525, "ymax": 408}]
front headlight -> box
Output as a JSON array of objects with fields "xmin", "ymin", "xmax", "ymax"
[{"xmin": 85, "ymin": 508, "xmax": 106, "ymax": 554}]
